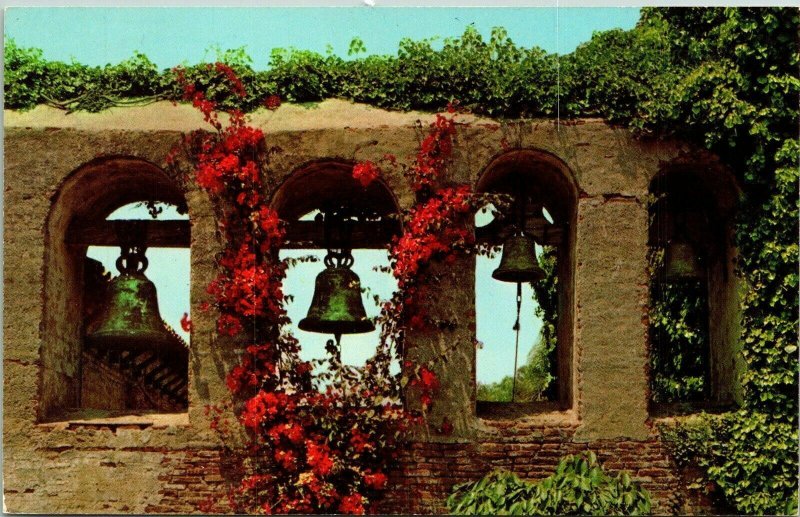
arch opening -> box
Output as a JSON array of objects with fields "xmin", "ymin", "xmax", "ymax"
[
  {"xmin": 41, "ymin": 157, "xmax": 190, "ymax": 421},
  {"xmin": 474, "ymin": 149, "xmax": 577, "ymax": 413},
  {"xmin": 648, "ymin": 164, "xmax": 741, "ymax": 412},
  {"xmin": 271, "ymin": 160, "xmax": 400, "ymax": 378}
]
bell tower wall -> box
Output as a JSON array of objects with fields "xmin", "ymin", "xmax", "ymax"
[{"xmin": 3, "ymin": 101, "xmax": 737, "ymax": 514}]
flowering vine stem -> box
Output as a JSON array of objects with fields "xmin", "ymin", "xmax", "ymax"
[{"xmin": 171, "ymin": 65, "xmax": 495, "ymax": 514}]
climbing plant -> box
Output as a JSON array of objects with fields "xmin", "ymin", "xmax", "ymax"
[
  {"xmin": 635, "ymin": 8, "xmax": 799, "ymax": 515},
  {"xmin": 168, "ymin": 61, "xmax": 494, "ymax": 513},
  {"xmin": 648, "ymin": 278, "xmax": 709, "ymax": 403},
  {"xmin": 6, "ymin": 7, "xmax": 797, "ymax": 514}
]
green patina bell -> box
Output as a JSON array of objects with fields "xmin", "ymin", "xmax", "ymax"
[
  {"xmin": 664, "ymin": 238, "xmax": 705, "ymax": 283},
  {"xmin": 86, "ymin": 248, "xmax": 185, "ymax": 359},
  {"xmin": 492, "ymin": 233, "xmax": 546, "ymax": 283},
  {"xmin": 299, "ymin": 265, "xmax": 375, "ymax": 335}
]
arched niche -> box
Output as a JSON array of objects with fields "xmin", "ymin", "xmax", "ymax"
[
  {"xmin": 269, "ymin": 159, "xmax": 401, "ymax": 369},
  {"xmin": 271, "ymin": 159, "xmax": 401, "ymax": 249},
  {"xmin": 475, "ymin": 149, "xmax": 578, "ymax": 413},
  {"xmin": 40, "ymin": 156, "xmax": 189, "ymax": 421},
  {"xmin": 272, "ymin": 160, "xmax": 398, "ymax": 221},
  {"xmin": 648, "ymin": 162, "xmax": 742, "ymax": 410},
  {"xmin": 476, "ymin": 148, "xmax": 578, "ymax": 228}
]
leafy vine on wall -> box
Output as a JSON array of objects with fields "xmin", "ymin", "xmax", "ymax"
[
  {"xmin": 167, "ymin": 62, "xmax": 498, "ymax": 513},
  {"xmin": 6, "ymin": 7, "xmax": 797, "ymax": 514}
]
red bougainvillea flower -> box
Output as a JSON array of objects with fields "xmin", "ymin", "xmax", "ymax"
[
  {"xmin": 390, "ymin": 185, "xmax": 475, "ymax": 289},
  {"xmin": 410, "ymin": 113, "xmax": 458, "ymax": 192},
  {"xmin": 226, "ymin": 363, "xmax": 262, "ymax": 394},
  {"xmin": 240, "ymin": 473, "xmax": 272, "ymax": 492},
  {"xmin": 409, "ymin": 365, "xmax": 440, "ymax": 410},
  {"xmin": 274, "ymin": 448, "xmax": 297, "ymax": 471},
  {"xmin": 418, "ymin": 366, "xmax": 440, "ymax": 391},
  {"xmin": 237, "ymin": 160, "xmax": 259, "ymax": 183},
  {"xmin": 306, "ymin": 439, "xmax": 335, "ymax": 477},
  {"xmin": 241, "ymin": 391, "xmax": 283, "ymax": 430},
  {"xmin": 257, "ymin": 206, "xmax": 285, "ymax": 242},
  {"xmin": 264, "ymin": 94, "xmax": 282, "ymax": 110},
  {"xmin": 352, "ymin": 160, "xmax": 380, "ymax": 188},
  {"xmin": 177, "ymin": 62, "xmax": 467, "ymax": 515},
  {"xmin": 338, "ymin": 493, "xmax": 365, "ymax": 515},
  {"xmin": 349, "ymin": 427, "xmax": 372, "ymax": 453},
  {"xmin": 180, "ymin": 312, "xmax": 192, "ymax": 332},
  {"xmin": 268, "ymin": 422, "xmax": 305, "ymax": 445},
  {"xmin": 364, "ymin": 471, "xmax": 388, "ymax": 490},
  {"xmin": 214, "ymin": 62, "xmax": 247, "ymax": 98},
  {"xmin": 439, "ymin": 417, "xmax": 454, "ymax": 436},
  {"xmin": 217, "ymin": 313, "xmax": 243, "ymax": 336},
  {"xmin": 208, "ymin": 240, "xmax": 287, "ymax": 321}
]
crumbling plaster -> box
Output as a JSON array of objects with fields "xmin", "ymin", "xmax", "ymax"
[{"xmin": 4, "ymin": 99, "xmax": 731, "ymax": 513}]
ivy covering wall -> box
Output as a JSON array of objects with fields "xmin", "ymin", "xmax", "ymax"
[{"xmin": 5, "ymin": 7, "xmax": 797, "ymax": 514}]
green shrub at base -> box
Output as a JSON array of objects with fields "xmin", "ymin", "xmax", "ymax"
[
  {"xmin": 660, "ymin": 411, "xmax": 799, "ymax": 516},
  {"xmin": 446, "ymin": 452, "xmax": 652, "ymax": 515}
]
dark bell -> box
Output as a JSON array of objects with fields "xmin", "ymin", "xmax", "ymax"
[
  {"xmin": 664, "ymin": 239, "xmax": 705, "ymax": 282},
  {"xmin": 299, "ymin": 266, "xmax": 375, "ymax": 335},
  {"xmin": 85, "ymin": 271, "xmax": 186, "ymax": 359},
  {"xmin": 492, "ymin": 233, "xmax": 546, "ymax": 283}
]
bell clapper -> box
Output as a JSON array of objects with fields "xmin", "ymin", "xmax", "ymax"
[
  {"xmin": 334, "ymin": 332, "xmax": 344, "ymax": 384},
  {"xmin": 334, "ymin": 332, "xmax": 342, "ymax": 364}
]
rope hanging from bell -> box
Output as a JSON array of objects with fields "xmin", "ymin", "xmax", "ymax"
[
  {"xmin": 491, "ymin": 185, "xmax": 545, "ymax": 403},
  {"xmin": 511, "ymin": 281, "xmax": 522, "ymax": 402}
]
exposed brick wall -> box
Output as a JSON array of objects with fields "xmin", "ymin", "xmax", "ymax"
[
  {"xmin": 4, "ymin": 433, "xmax": 703, "ymax": 515},
  {"xmin": 379, "ymin": 422, "xmax": 697, "ymax": 515},
  {"xmin": 134, "ymin": 434, "xmax": 697, "ymax": 515},
  {"xmin": 145, "ymin": 449, "xmax": 231, "ymax": 514},
  {"xmin": 80, "ymin": 352, "xmax": 184, "ymax": 412}
]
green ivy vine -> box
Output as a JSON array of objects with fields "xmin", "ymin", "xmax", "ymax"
[
  {"xmin": 637, "ymin": 9, "xmax": 798, "ymax": 515},
  {"xmin": 5, "ymin": 7, "xmax": 797, "ymax": 514}
]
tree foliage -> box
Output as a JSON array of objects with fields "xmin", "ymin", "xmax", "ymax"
[{"xmin": 649, "ymin": 278, "xmax": 709, "ymax": 403}]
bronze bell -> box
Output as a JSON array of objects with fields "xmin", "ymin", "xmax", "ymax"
[
  {"xmin": 299, "ymin": 262, "xmax": 375, "ymax": 335},
  {"xmin": 492, "ymin": 233, "xmax": 546, "ymax": 283},
  {"xmin": 86, "ymin": 247, "xmax": 186, "ymax": 360},
  {"xmin": 664, "ymin": 238, "xmax": 705, "ymax": 282}
]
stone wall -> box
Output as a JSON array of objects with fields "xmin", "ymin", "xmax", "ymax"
[{"xmin": 3, "ymin": 100, "xmax": 737, "ymax": 514}]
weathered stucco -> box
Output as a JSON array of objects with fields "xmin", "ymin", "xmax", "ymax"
[{"xmin": 4, "ymin": 100, "xmax": 737, "ymax": 514}]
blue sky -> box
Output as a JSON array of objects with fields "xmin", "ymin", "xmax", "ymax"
[
  {"xmin": 11, "ymin": 8, "xmax": 641, "ymax": 386},
  {"xmin": 4, "ymin": 7, "xmax": 640, "ymax": 66}
]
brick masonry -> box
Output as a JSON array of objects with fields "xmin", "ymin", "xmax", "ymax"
[
  {"xmin": 383, "ymin": 429, "xmax": 692, "ymax": 514},
  {"xmin": 3, "ymin": 101, "xmax": 737, "ymax": 514}
]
